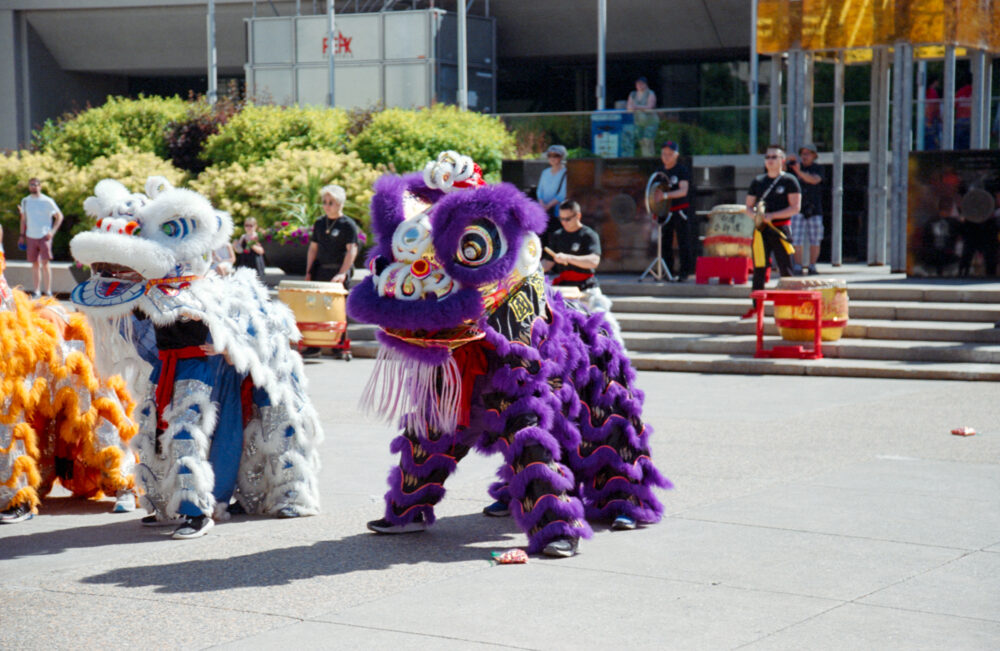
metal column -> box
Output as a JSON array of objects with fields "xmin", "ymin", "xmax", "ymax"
[
  {"xmin": 327, "ymin": 0, "xmax": 335, "ymax": 107},
  {"xmin": 785, "ymin": 48, "xmax": 806, "ymax": 153},
  {"xmin": 867, "ymin": 47, "xmax": 890, "ymax": 266},
  {"xmin": 457, "ymin": 0, "xmax": 468, "ymax": 109},
  {"xmin": 749, "ymin": 0, "xmax": 759, "ymax": 155},
  {"xmin": 207, "ymin": 0, "xmax": 218, "ymax": 104},
  {"xmin": 831, "ymin": 51, "xmax": 844, "ymax": 267},
  {"xmin": 596, "ymin": 0, "xmax": 606, "ymax": 110},
  {"xmin": 942, "ymin": 45, "xmax": 955, "ymax": 149},
  {"xmin": 970, "ymin": 49, "xmax": 987, "ymax": 149},
  {"xmin": 889, "ymin": 43, "xmax": 913, "ymax": 272},
  {"xmin": 769, "ymin": 56, "xmax": 782, "ymax": 146},
  {"xmin": 915, "ymin": 60, "xmax": 926, "ymax": 151}
]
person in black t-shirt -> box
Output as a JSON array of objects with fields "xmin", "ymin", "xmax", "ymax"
[
  {"xmin": 542, "ymin": 200, "xmax": 601, "ymax": 290},
  {"xmin": 788, "ymin": 143, "xmax": 824, "ymax": 275},
  {"xmin": 652, "ymin": 140, "xmax": 693, "ymax": 281},
  {"xmin": 306, "ymin": 184, "xmax": 359, "ymax": 287},
  {"xmin": 743, "ymin": 145, "xmax": 801, "ymax": 317}
]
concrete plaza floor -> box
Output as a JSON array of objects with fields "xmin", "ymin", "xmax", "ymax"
[{"xmin": 1, "ymin": 360, "xmax": 998, "ymax": 650}]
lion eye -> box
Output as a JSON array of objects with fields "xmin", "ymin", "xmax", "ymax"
[
  {"xmin": 161, "ymin": 219, "xmax": 193, "ymax": 238},
  {"xmin": 456, "ymin": 220, "xmax": 504, "ymax": 268}
]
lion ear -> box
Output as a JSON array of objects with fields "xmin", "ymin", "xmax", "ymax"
[{"xmin": 145, "ymin": 176, "xmax": 173, "ymax": 199}]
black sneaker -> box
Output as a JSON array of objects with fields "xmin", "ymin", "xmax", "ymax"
[
  {"xmin": 367, "ymin": 514, "xmax": 427, "ymax": 534},
  {"xmin": 542, "ymin": 537, "xmax": 579, "ymax": 558},
  {"xmin": 300, "ymin": 347, "xmax": 322, "ymax": 358},
  {"xmin": 141, "ymin": 513, "xmax": 184, "ymax": 527},
  {"xmin": 482, "ymin": 500, "xmax": 510, "ymax": 517},
  {"xmin": 0, "ymin": 503, "xmax": 33, "ymax": 524},
  {"xmin": 171, "ymin": 515, "xmax": 214, "ymax": 540},
  {"xmin": 226, "ymin": 501, "xmax": 247, "ymax": 516}
]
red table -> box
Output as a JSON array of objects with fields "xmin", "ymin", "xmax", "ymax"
[{"xmin": 750, "ymin": 289, "xmax": 823, "ymax": 360}]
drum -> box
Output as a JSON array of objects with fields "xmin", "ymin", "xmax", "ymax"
[
  {"xmin": 774, "ymin": 278, "xmax": 849, "ymax": 342},
  {"xmin": 703, "ymin": 204, "xmax": 755, "ymax": 258},
  {"xmin": 552, "ymin": 285, "xmax": 584, "ymax": 301},
  {"xmin": 277, "ymin": 280, "xmax": 348, "ymax": 346}
]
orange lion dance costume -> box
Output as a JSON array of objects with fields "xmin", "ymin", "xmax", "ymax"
[{"xmin": 0, "ymin": 251, "xmax": 138, "ymax": 523}]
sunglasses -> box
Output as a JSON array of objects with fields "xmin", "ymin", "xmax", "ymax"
[
  {"xmin": 559, "ymin": 216, "xmax": 575, "ymax": 221},
  {"xmin": 764, "ymin": 155, "xmax": 783, "ymax": 160}
]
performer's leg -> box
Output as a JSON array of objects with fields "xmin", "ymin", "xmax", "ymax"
[
  {"xmin": 567, "ymin": 312, "xmax": 671, "ymax": 526},
  {"xmin": 769, "ymin": 225, "xmax": 795, "ymax": 277},
  {"xmin": 205, "ymin": 360, "xmax": 244, "ymax": 512},
  {"xmin": 496, "ymin": 407, "xmax": 591, "ymax": 555},
  {"xmin": 380, "ymin": 424, "xmax": 471, "ymax": 527}
]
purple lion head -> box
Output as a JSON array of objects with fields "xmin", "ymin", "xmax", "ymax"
[{"xmin": 347, "ymin": 152, "xmax": 547, "ymax": 356}]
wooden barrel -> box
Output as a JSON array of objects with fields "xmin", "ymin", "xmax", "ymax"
[
  {"xmin": 703, "ymin": 204, "xmax": 754, "ymax": 258},
  {"xmin": 552, "ymin": 285, "xmax": 584, "ymax": 301},
  {"xmin": 277, "ymin": 280, "xmax": 348, "ymax": 346},
  {"xmin": 774, "ymin": 277, "xmax": 849, "ymax": 342}
]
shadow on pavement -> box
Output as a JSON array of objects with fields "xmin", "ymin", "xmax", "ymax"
[
  {"xmin": 78, "ymin": 512, "xmax": 523, "ymax": 593},
  {"xmin": 0, "ymin": 518, "xmax": 153, "ymax": 561}
]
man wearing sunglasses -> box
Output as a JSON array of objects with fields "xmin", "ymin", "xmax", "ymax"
[
  {"xmin": 543, "ymin": 200, "xmax": 601, "ymax": 290},
  {"xmin": 742, "ymin": 145, "xmax": 801, "ymax": 317}
]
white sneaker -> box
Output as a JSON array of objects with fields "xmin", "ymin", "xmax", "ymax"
[
  {"xmin": 31, "ymin": 290, "xmax": 41, "ymax": 299},
  {"xmin": 112, "ymin": 490, "xmax": 137, "ymax": 513},
  {"xmin": 366, "ymin": 515, "xmax": 427, "ymax": 534}
]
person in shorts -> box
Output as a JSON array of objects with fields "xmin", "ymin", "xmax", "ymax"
[
  {"xmin": 18, "ymin": 177, "xmax": 63, "ymax": 298},
  {"xmin": 788, "ymin": 144, "xmax": 824, "ymax": 275}
]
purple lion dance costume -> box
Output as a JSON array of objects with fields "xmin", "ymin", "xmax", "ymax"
[{"xmin": 348, "ymin": 152, "xmax": 670, "ymax": 556}]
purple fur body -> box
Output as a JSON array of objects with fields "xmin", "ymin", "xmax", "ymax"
[{"xmin": 348, "ymin": 166, "xmax": 669, "ymax": 554}]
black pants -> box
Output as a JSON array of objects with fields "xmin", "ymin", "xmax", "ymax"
[
  {"xmin": 310, "ymin": 262, "xmax": 353, "ymax": 289},
  {"xmin": 752, "ymin": 223, "xmax": 794, "ymax": 293},
  {"xmin": 659, "ymin": 209, "xmax": 693, "ymax": 277}
]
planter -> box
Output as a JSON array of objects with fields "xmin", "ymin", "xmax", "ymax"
[{"xmin": 263, "ymin": 241, "xmax": 309, "ymax": 276}]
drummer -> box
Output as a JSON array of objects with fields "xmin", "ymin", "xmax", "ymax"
[
  {"xmin": 542, "ymin": 200, "xmax": 601, "ymax": 290},
  {"xmin": 305, "ymin": 184, "xmax": 359, "ymax": 289},
  {"xmin": 652, "ymin": 140, "xmax": 693, "ymax": 282},
  {"xmin": 303, "ymin": 184, "xmax": 359, "ymax": 358}
]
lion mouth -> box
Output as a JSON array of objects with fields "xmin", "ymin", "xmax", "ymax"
[
  {"xmin": 91, "ymin": 262, "xmax": 144, "ymax": 283},
  {"xmin": 382, "ymin": 325, "xmax": 485, "ymax": 349}
]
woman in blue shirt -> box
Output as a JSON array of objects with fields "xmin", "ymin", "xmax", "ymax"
[{"xmin": 536, "ymin": 144, "xmax": 568, "ymax": 246}]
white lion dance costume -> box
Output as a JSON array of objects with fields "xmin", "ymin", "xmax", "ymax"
[
  {"xmin": 69, "ymin": 178, "xmax": 323, "ymax": 539},
  {"xmin": 0, "ymin": 250, "xmax": 138, "ymax": 524}
]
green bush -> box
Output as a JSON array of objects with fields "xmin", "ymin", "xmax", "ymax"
[
  {"xmin": 350, "ymin": 104, "xmax": 515, "ymax": 180},
  {"xmin": 0, "ymin": 148, "xmax": 184, "ymax": 258},
  {"xmin": 190, "ymin": 146, "xmax": 379, "ymax": 239},
  {"xmin": 0, "ymin": 151, "xmax": 83, "ymax": 231},
  {"xmin": 32, "ymin": 95, "xmax": 189, "ymax": 167},
  {"xmin": 200, "ymin": 104, "xmax": 349, "ymax": 168}
]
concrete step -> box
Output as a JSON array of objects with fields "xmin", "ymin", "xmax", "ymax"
[
  {"xmin": 622, "ymin": 332, "xmax": 1000, "ymax": 364},
  {"xmin": 342, "ymin": 339, "xmax": 1000, "ymax": 380},
  {"xmin": 614, "ymin": 313, "xmax": 1000, "ymax": 344},
  {"xmin": 610, "ymin": 296, "xmax": 1000, "ymax": 323},
  {"xmin": 601, "ymin": 278, "xmax": 1000, "ymax": 304},
  {"xmin": 627, "ymin": 352, "xmax": 1000, "ymax": 381}
]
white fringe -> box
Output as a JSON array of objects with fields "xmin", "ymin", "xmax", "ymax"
[{"xmin": 359, "ymin": 345, "xmax": 462, "ymax": 438}]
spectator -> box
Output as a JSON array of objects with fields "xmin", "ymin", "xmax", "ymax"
[
  {"xmin": 627, "ymin": 76, "xmax": 659, "ymax": 157},
  {"xmin": 18, "ymin": 177, "xmax": 63, "ymax": 298},
  {"xmin": 925, "ymin": 77, "xmax": 942, "ymax": 150},
  {"xmin": 210, "ymin": 224, "xmax": 236, "ymax": 276},
  {"xmin": 742, "ymin": 145, "xmax": 800, "ymax": 318},
  {"xmin": 652, "ymin": 140, "xmax": 693, "ymax": 281},
  {"xmin": 536, "ymin": 144, "xmax": 568, "ymax": 246},
  {"xmin": 788, "ymin": 143, "xmax": 824, "ymax": 275},
  {"xmin": 234, "ymin": 217, "xmax": 267, "ymax": 280},
  {"xmin": 955, "ymin": 78, "xmax": 972, "ymax": 150}
]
